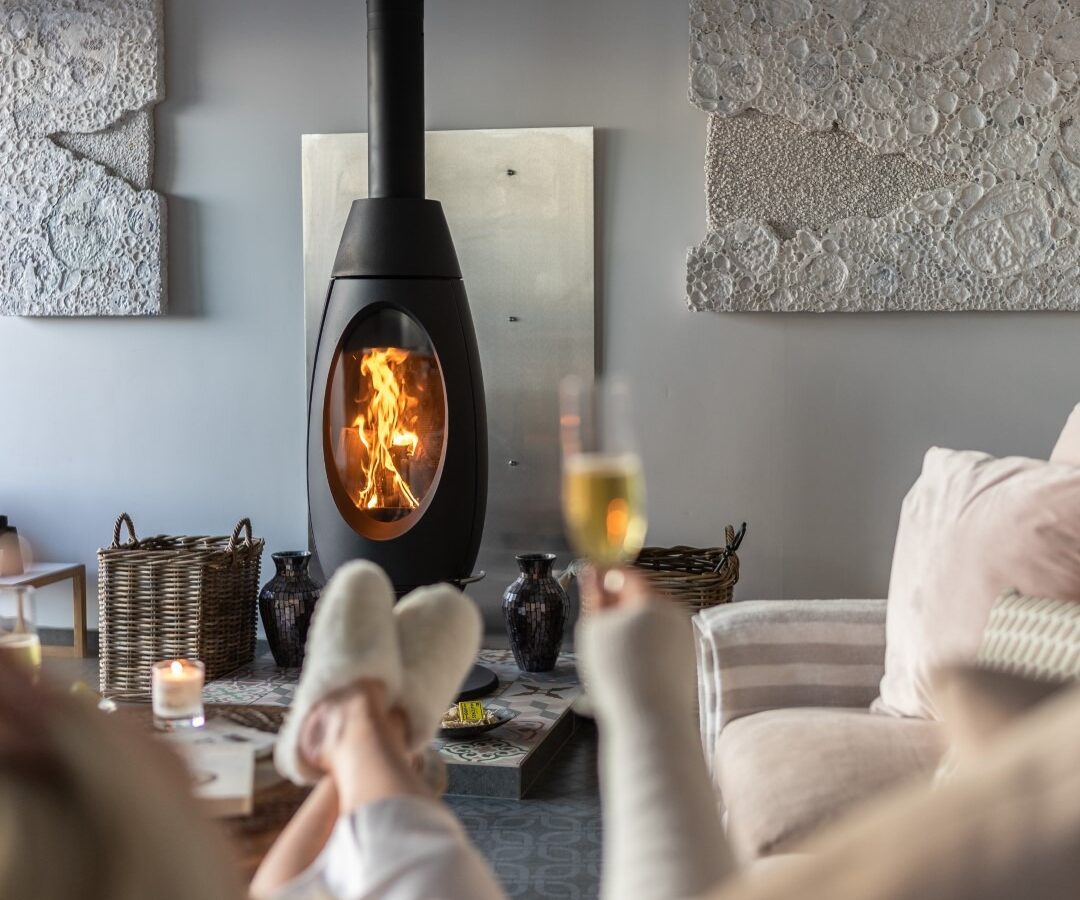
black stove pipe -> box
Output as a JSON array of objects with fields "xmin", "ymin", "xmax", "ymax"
[{"xmin": 367, "ymin": 0, "xmax": 425, "ymax": 199}]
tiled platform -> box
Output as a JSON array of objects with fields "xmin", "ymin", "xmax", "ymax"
[
  {"xmin": 205, "ymin": 649, "xmax": 582, "ymax": 799},
  {"xmin": 434, "ymin": 649, "xmax": 581, "ymax": 798}
]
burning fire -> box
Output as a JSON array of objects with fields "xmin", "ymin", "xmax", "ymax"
[{"xmin": 352, "ymin": 347, "xmax": 423, "ymax": 511}]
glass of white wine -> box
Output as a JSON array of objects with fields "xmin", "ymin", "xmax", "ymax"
[
  {"xmin": 0, "ymin": 586, "xmax": 41, "ymax": 680},
  {"xmin": 560, "ymin": 376, "xmax": 647, "ymax": 586}
]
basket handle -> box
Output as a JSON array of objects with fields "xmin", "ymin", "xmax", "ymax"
[
  {"xmin": 227, "ymin": 518, "xmax": 254, "ymax": 552},
  {"xmin": 727, "ymin": 522, "xmax": 747, "ymax": 553},
  {"xmin": 112, "ymin": 513, "xmax": 138, "ymax": 548},
  {"xmin": 713, "ymin": 522, "xmax": 747, "ymax": 573}
]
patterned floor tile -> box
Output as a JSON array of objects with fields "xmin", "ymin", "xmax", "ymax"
[
  {"xmin": 250, "ymin": 684, "xmax": 297, "ymax": 707},
  {"xmin": 432, "ymin": 652, "xmax": 581, "ymax": 784},
  {"xmin": 438, "ymin": 736, "xmax": 527, "ymax": 766},
  {"xmin": 202, "ymin": 681, "xmax": 278, "ymax": 705},
  {"xmin": 447, "ymin": 720, "xmax": 601, "ymax": 899}
]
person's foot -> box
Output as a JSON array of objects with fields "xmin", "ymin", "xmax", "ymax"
[
  {"xmin": 299, "ymin": 678, "xmax": 432, "ymax": 810},
  {"xmin": 275, "ymin": 561, "xmax": 402, "ymax": 785},
  {"xmin": 298, "ymin": 679, "xmax": 449, "ymax": 798},
  {"xmin": 297, "ymin": 680, "xmax": 405, "ymax": 771},
  {"xmin": 394, "ymin": 583, "xmax": 483, "ymax": 752}
]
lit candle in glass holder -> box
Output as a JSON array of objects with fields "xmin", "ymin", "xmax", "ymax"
[{"xmin": 151, "ymin": 659, "xmax": 205, "ymax": 731}]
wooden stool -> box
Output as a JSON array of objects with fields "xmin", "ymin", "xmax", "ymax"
[{"xmin": 0, "ymin": 563, "xmax": 88, "ymax": 657}]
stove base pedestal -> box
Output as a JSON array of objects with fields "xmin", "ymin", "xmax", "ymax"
[{"xmin": 456, "ymin": 662, "xmax": 499, "ymax": 701}]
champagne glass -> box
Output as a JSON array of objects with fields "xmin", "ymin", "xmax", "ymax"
[
  {"xmin": 560, "ymin": 376, "xmax": 647, "ymax": 592},
  {"xmin": 0, "ymin": 586, "xmax": 41, "ymax": 680}
]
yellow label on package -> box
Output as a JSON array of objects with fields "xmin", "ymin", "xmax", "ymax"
[{"xmin": 456, "ymin": 700, "xmax": 486, "ymax": 723}]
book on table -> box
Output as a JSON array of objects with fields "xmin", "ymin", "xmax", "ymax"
[{"xmin": 175, "ymin": 743, "xmax": 256, "ymax": 818}]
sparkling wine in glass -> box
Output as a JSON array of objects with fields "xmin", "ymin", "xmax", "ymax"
[
  {"xmin": 560, "ymin": 376, "xmax": 647, "ymax": 568},
  {"xmin": 0, "ymin": 586, "xmax": 41, "ymax": 678}
]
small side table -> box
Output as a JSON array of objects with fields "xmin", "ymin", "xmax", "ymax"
[{"xmin": 0, "ymin": 563, "xmax": 88, "ymax": 658}]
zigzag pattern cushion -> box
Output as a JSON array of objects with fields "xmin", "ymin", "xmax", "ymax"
[{"xmin": 977, "ymin": 589, "xmax": 1080, "ymax": 681}]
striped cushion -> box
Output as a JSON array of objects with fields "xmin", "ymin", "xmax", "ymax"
[
  {"xmin": 693, "ymin": 599, "xmax": 888, "ymax": 775},
  {"xmin": 977, "ymin": 589, "xmax": 1080, "ymax": 681}
]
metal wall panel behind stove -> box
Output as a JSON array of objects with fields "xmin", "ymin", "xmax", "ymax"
[{"xmin": 302, "ymin": 127, "xmax": 595, "ymax": 628}]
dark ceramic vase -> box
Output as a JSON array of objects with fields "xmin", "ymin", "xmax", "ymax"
[
  {"xmin": 502, "ymin": 553, "xmax": 568, "ymax": 673},
  {"xmin": 259, "ymin": 551, "xmax": 322, "ymax": 668}
]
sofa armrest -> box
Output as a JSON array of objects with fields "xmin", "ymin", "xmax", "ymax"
[{"xmin": 693, "ymin": 599, "xmax": 887, "ymax": 772}]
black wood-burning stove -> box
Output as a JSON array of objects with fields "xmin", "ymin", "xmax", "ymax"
[{"xmin": 308, "ymin": 1, "xmax": 488, "ymax": 603}]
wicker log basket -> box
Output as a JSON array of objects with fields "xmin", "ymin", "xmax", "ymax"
[
  {"xmin": 98, "ymin": 513, "xmax": 264, "ymax": 699},
  {"xmin": 632, "ymin": 523, "xmax": 747, "ymax": 618}
]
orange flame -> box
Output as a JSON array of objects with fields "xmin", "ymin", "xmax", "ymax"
[{"xmin": 353, "ymin": 347, "xmax": 422, "ymax": 510}]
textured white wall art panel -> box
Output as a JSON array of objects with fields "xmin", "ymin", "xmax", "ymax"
[
  {"xmin": 0, "ymin": 1, "xmax": 164, "ymax": 316},
  {"xmin": 687, "ymin": 0, "xmax": 1080, "ymax": 312}
]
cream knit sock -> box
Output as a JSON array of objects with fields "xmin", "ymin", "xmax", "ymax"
[
  {"xmin": 578, "ymin": 602, "xmax": 734, "ymax": 900},
  {"xmin": 394, "ymin": 583, "xmax": 484, "ymax": 752},
  {"xmin": 275, "ymin": 561, "xmax": 402, "ymax": 785}
]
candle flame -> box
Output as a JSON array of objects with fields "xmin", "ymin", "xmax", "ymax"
[{"xmin": 170, "ymin": 660, "xmax": 184, "ymax": 676}]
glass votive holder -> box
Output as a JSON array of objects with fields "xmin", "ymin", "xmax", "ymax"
[
  {"xmin": 0, "ymin": 586, "xmax": 41, "ymax": 683},
  {"xmin": 151, "ymin": 659, "xmax": 206, "ymax": 731}
]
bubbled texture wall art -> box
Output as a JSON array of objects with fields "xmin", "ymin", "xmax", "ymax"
[
  {"xmin": 686, "ymin": 0, "xmax": 1080, "ymax": 312},
  {"xmin": 0, "ymin": 1, "xmax": 165, "ymax": 317}
]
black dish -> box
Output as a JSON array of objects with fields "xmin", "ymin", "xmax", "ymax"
[{"xmin": 437, "ymin": 708, "xmax": 518, "ymax": 740}]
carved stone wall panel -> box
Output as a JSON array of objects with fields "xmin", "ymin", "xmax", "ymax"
[
  {"xmin": 0, "ymin": 1, "xmax": 165, "ymax": 317},
  {"xmin": 705, "ymin": 111, "xmax": 950, "ymax": 239},
  {"xmin": 54, "ymin": 110, "xmax": 155, "ymax": 190},
  {"xmin": 687, "ymin": 0, "xmax": 1080, "ymax": 312}
]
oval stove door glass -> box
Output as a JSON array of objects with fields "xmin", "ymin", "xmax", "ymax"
[{"xmin": 324, "ymin": 308, "xmax": 447, "ymax": 540}]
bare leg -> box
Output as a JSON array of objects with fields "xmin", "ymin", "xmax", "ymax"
[
  {"xmin": 259, "ymin": 569, "xmax": 498, "ymax": 899},
  {"xmin": 251, "ymin": 681, "xmax": 425, "ymax": 898},
  {"xmin": 301, "ymin": 680, "xmax": 428, "ymax": 814},
  {"xmin": 250, "ymin": 778, "xmax": 339, "ymax": 899},
  {"xmin": 252, "ymin": 680, "xmax": 505, "ymax": 900}
]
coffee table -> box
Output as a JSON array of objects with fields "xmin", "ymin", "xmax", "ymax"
[
  {"xmin": 121, "ymin": 703, "xmax": 305, "ymax": 884},
  {"xmin": 203, "ymin": 648, "xmax": 582, "ymax": 799}
]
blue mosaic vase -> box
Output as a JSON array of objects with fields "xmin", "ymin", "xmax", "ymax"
[
  {"xmin": 502, "ymin": 553, "xmax": 568, "ymax": 673},
  {"xmin": 259, "ymin": 551, "xmax": 322, "ymax": 668}
]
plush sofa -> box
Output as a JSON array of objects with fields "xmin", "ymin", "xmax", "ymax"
[
  {"xmin": 693, "ymin": 598, "xmax": 945, "ymax": 864},
  {"xmin": 693, "ymin": 408, "xmax": 1080, "ymax": 866}
]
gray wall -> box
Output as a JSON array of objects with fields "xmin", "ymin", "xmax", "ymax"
[{"xmin": 3, "ymin": 0, "xmax": 1078, "ymax": 628}]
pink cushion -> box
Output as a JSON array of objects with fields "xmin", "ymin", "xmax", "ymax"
[
  {"xmin": 1050, "ymin": 404, "xmax": 1080, "ymax": 466},
  {"xmin": 874, "ymin": 448, "xmax": 1080, "ymax": 720}
]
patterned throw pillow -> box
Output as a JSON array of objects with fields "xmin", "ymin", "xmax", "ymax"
[
  {"xmin": 932, "ymin": 589, "xmax": 1080, "ymax": 784},
  {"xmin": 977, "ymin": 589, "xmax": 1080, "ymax": 681}
]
